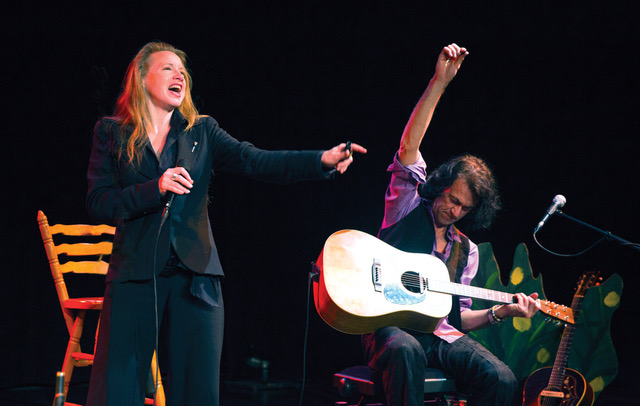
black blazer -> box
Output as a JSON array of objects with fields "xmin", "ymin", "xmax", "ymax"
[{"xmin": 87, "ymin": 111, "xmax": 331, "ymax": 283}]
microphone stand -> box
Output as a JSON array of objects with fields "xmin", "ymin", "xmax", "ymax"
[{"xmin": 555, "ymin": 210, "xmax": 640, "ymax": 253}]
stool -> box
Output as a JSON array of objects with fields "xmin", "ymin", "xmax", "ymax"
[{"xmin": 334, "ymin": 366, "xmax": 462, "ymax": 405}]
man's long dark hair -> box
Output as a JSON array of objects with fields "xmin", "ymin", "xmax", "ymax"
[{"xmin": 419, "ymin": 154, "xmax": 501, "ymax": 230}]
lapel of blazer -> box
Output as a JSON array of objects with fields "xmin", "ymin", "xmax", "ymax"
[
  {"xmin": 171, "ymin": 125, "xmax": 202, "ymax": 217},
  {"xmin": 131, "ymin": 144, "xmax": 160, "ymax": 181},
  {"xmin": 176, "ymin": 128, "xmax": 197, "ymax": 170}
]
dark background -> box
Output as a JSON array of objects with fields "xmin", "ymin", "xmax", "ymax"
[{"xmin": 3, "ymin": 1, "xmax": 638, "ymax": 404}]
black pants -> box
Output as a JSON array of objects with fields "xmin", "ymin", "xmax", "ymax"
[
  {"xmin": 362, "ymin": 327, "xmax": 518, "ymax": 406},
  {"xmin": 86, "ymin": 271, "xmax": 224, "ymax": 406}
]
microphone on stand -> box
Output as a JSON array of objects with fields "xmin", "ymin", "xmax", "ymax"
[{"xmin": 534, "ymin": 194, "xmax": 566, "ymax": 234}]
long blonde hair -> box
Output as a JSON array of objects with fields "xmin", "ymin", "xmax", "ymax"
[{"xmin": 112, "ymin": 42, "xmax": 199, "ymax": 165}]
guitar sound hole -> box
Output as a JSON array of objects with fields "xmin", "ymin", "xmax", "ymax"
[{"xmin": 401, "ymin": 271, "xmax": 423, "ymax": 294}]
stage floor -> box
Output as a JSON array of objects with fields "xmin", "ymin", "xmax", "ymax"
[
  {"xmin": 0, "ymin": 380, "xmax": 635, "ymax": 406},
  {"xmin": 0, "ymin": 380, "xmax": 343, "ymax": 406}
]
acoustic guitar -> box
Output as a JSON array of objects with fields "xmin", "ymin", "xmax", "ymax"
[
  {"xmin": 522, "ymin": 272, "xmax": 598, "ymax": 406},
  {"xmin": 313, "ymin": 229, "xmax": 574, "ymax": 335}
]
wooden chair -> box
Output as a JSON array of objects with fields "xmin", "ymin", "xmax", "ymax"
[{"xmin": 37, "ymin": 210, "xmax": 166, "ymax": 406}]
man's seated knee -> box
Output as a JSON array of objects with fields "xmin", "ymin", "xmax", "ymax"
[{"xmin": 387, "ymin": 332, "xmax": 424, "ymax": 355}]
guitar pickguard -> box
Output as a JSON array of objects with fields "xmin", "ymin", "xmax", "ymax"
[{"xmin": 383, "ymin": 283, "xmax": 426, "ymax": 305}]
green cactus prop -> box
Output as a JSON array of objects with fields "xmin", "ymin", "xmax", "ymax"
[{"xmin": 468, "ymin": 242, "xmax": 622, "ymax": 399}]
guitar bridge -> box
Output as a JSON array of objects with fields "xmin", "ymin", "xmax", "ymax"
[{"xmin": 372, "ymin": 259, "xmax": 382, "ymax": 292}]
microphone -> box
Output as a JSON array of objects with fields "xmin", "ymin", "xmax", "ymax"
[
  {"xmin": 344, "ymin": 141, "xmax": 352, "ymax": 157},
  {"xmin": 160, "ymin": 158, "xmax": 191, "ymax": 226},
  {"xmin": 534, "ymin": 194, "xmax": 566, "ymax": 234}
]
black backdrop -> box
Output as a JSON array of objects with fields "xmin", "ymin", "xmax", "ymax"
[{"xmin": 3, "ymin": 1, "xmax": 639, "ymax": 403}]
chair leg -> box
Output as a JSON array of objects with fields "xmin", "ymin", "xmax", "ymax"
[
  {"xmin": 149, "ymin": 351, "xmax": 166, "ymax": 406},
  {"xmin": 60, "ymin": 352, "xmax": 73, "ymax": 400},
  {"xmin": 93, "ymin": 314, "xmax": 100, "ymax": 357},
  {"xmin": 61, "ymin": 310, "xmax": 86, "ymax": 399}
]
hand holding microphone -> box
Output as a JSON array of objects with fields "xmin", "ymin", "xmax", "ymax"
[
  {"xmin": 321, "ymin": 141, "xmax": 367, "ymax": 174},
  {"xmin": 160, "ymin": 159, "xmax": 193, "ymax": 196},
  {"xmin": 160, "ymin": 159, "xmax": 193, "ymax": 226},
  {"xmin": 534, "ymin": 194, "xmax": 566, "ymax": 234}
]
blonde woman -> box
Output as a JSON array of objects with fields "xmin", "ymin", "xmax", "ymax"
[{"xmin": 86, "ymin": 41, "xmax": 365, "ymax": 406}]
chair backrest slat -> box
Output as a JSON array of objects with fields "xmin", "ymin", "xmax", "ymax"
[
  {"xmin": 49, "ymin": 223, "xmax": 115, "ymax": 237},
  {"xmin": 55, "ymin": 242, "xmax": 113, "ymax": 258},
  {"xmin": 58, "ymin": 261, "xmax": 110, "ymax": 275}
]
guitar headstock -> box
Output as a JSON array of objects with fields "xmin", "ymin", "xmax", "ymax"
[
  {"xmin": 575, "ymin": 271, "xmax": 601, "ymax": 297},
  {"xmin": 538, "ymin": 272, "xmax": 601, "ymax": 325},
  {"xmin": 539, "ymin": 300, "xmax": 575, "ymax": 324}
]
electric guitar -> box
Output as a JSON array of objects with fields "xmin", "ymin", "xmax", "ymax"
[
  {"xmin": 313, "ymin": 230, "xmax": 574, "ymax": 335},
  {"xmin": 522, "ymin": 272, "xmax": 598, "ymax": 406}
]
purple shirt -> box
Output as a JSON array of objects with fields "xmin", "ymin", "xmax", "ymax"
[{"xmin": 382, "ymin": 152, "xmax": 479, "ymax": 342}]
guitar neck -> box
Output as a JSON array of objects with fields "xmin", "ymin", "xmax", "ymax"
[
  {"xmin": 425, "ymin": 278, "xmax": 514, "ymax": 304},
  {"xmin": 425, "ymin": 277, "xmax": 574, "ymax": 324},
  {"xmin": 548, "ymin": 294, "xmax": 583, "ymax": 387}
]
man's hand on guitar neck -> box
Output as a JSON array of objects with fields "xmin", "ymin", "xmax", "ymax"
[
  {"xmin": 461, "ymin": 292, "xmax": 541, "ymax": 331},
  {"xmin": 496, "ymin": 292, "xmax": 541, "ymax": 319}
]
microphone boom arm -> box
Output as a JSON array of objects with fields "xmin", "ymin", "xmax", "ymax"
[{"xmin": 555, "ymin": 210, "xmax": 640, "ymax": 252}]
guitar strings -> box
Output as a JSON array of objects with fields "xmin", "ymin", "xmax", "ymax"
[{"xmin": 400, "ymin": 274, "xmax": 426, "ymax": 291}]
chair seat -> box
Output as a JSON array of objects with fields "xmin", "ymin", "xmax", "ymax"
[
  {"xmin": 334, "ymin": 365, "xmax": 457, "ymax": 399},
  {"xmin": 71, "ymin": 352, "xmax": 94, "ymax": 368},
  {"xmin": 71, "ymin": 352, "xmax": 94, "ymax": 361},
  {"xmin": 64, "ymin": 297, "xmax": 103, "ymax": 310}
]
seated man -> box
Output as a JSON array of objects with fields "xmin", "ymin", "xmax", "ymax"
[{"xmin": 362, "ymin": 43, "xmax": 541, "ymax": 406}]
